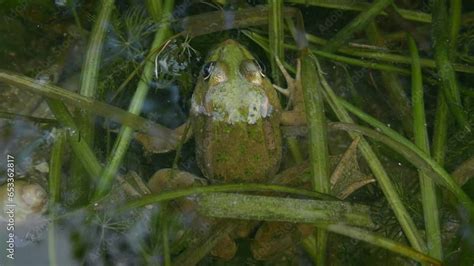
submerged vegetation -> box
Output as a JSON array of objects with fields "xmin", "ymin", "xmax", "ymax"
[{"xmin": 0, "ymin": 0, "xmax": 473, "ymax": 265}]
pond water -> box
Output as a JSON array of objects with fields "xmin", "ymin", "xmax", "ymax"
[{"xmin": 0, "ymin": 0, "xmax": 473, "ymax": 265}]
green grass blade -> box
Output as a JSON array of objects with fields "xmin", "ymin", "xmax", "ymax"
[
  {"xmin": 408, "ymin": 35, "xmax": 443, "ymax": 260},
  {"xmin": 197, "ymin": 193, "xmax": 374, "ymax": 228},
  {"xmin": 333, "ymin": 100, "xmax": 474, "ymax": 216},
  {"xmin": 78, "ymin": 0, "xmax": 115, "ymax": 145},
  {"xmin": 301, "ymin": 52, "xmax": 330, "ymax": 193},
  {"xmin": 432, "ymin": 0, "xmax": 470, "ymax": 131},
  {"xmin": 286, "ymin": 0, "xmax": 432, "ymax": 23},
  {"xmin": 0, "ymin": 71, "xmax": 177, "ymax": 146},
  {"xmin": 317, "ymin": 61, "xmax": 427, "ymax": 252},
  {"xmin": 268, "ymin": 0, "xmax": 284, "ymax": 85},
  {"xmin": 448, "ymin": 0, "xmax": 462, "ymax": 58},
  {"xmin": 46, "ymin": 99, "xmax": 102, "ymax": 179},
  {"xmin": 432, "ymin": 95, "xmax": 449, "ymax": 165},
  {"xmin": 94, "ymin": 0, "xmax": 176, "ymax": 198},
  {"xmin": 432, "ymin": 0, "xmax": 463, "ymax": 168},
  {"xmin": 304, "ymin": 225, "xmax": 441, "ymax": 265},
  {"xmin": 245, "ymin": 30, "xmax": 411, "ymax": 75},
  {"xmin": 72, "ymin": 0, "xmax": 115, "ymax": 206},
  {"xmin": 322, "ymin": 0, "xmax": 392, "ymax": 53},
  {"xmin": 301, "ymin": 50, "xmax": 330, "ymax": 265},
  {"xmin": 49, "ymin": 129, "xmax": 66, "ymax": 204},
  {"xmin": 305, "ymin": 32, "xmax": 474, "ymax": 74},
  {"xmin": 48, "ymin": 129, "xmax": 66, "ymax": 266},
  {"xmin": 120, "ymin": 183, "xmax": 335, "ymax": 211},
  {"xmin": 0, "ymin": 111, "xmax": 57, "ymax": 125}
]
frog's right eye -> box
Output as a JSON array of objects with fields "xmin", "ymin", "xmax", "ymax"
[
  {"xmin": 240, "ymin": 59, "xmax": 264, "ymax": 85},
  {"xmin": 202, "ymin": 61, "xmax": 216, "ymax": 80}
]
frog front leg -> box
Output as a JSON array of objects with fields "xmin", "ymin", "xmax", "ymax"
[
  {"xmin": 135, "ymin": 120, "xmax": 193, "ymax": 154},
  {"xmin": 273, "ymin": 57, "xmax": 307, "ymax": 126}
]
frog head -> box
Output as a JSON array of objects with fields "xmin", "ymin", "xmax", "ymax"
[{"xmin": 191, "ymin": 39, "xmax": 279, "ymax": 125}]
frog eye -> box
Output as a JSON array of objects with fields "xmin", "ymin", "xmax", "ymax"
[
  {"xmin": 202, "ymin": 61, "xmax": 216, "ymax": 80},
  {"xmin": 253, "ymin": 59, "xmax": 266, "ymax": 77},
  {"xmin": 240, "ymin": 59, "xmax": 265, "ymax": 85}
]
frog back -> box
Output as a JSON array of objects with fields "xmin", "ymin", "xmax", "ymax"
[
  {"xmin": 190, "ymin": 39, "xmax": 282, "ymax": 182},
  {"xmin": 192, "ymin": 107, "xmax": 282, "ymax": 182}
]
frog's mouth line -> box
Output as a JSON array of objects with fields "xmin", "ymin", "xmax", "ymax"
[{"xmin": 191, "ymin": 92, "xmax": 273, "ymax": 125}]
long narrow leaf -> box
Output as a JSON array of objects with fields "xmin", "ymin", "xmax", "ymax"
[
  {"xmin": 330, "ymin": 117, "xmax": 474, "ymax": 217},
  {"xmin": 322, "ymin": 0, "xmax": 392, "ymax": 53},
  {"xmin": 317, "ymin": 61, "xmax": 427, "ymax": 252},
  {"xmin": 197, "ymin": 192, "xmax": 373, "ymax": 228},
  {"xmin": 408, "ymin": 34, "xmax": 443, "ymax": 259}
]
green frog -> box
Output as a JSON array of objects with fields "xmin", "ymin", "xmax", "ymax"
[
  {"xmin": 190, "ymin": 39, "xmax": 283, "ymax": 182},
  {"xmin": 139, "ymin": 39, "xmax": 373, "ymax": 262},
  {"xmin": 137, "ymin": 39, "xmax": 306, "ymax": 175}
]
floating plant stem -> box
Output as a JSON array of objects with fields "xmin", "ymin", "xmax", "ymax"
[
  {"xmin": 160, "ymin": 206, "xmax": 171, "ymax": 266},
  {"xmin": 309, "ymin": 48, "xmax": 409, "ymax": 75},
  {"xmin": 317, "ymin": 61, "xmax": 427, "ymax": 252},
  {"xmin": 322, "ymin": 0, "xmax": 392, "ymax": 53},
  {"xmin": 432, "ymin": 0, "xmax": 463, "ymax": 167},
  {"xmin": 41, "ymin": 99, "xmax": 97, "ymax": 206},
  {"xmin": 301, "ymin": 52, "xmax": 330, "ymax": 194},
  {"xmin": 197, "ymin": 193, "xmax": 373, "ymax": 228},
  {"xmin": 287, "ymin": 24, "xmax": 474, "ymax": 74},
  {"xmin": 332, "ymin": 100, "xmax": 474, "ymax": 216},
  {"xmin": 73, "ymin": 0, "xmax": 115, "ymax": 205},
  {"xmin": 120, "ymin": 183, "xmax": 335, "ymax": 211},
  {"xmin": 245, "ymin": 30, "xmax": 411, "ymax": 75},
  {"xmin": 78, "ymin": 0, "xmax": 115, "ymax": 145},
  {"xmin": 303, "ymin": 225, "xmax": 441, "ymax": 265},
  {"xmin": 178, "ymin": 5, "xmax": 297, "ymax": 37},
  {"xmin": 434, "ymin": 0, "xmax": 463, "ymax": 165},
  {"xmin": 448, "ymin": 0, "xmax": 462, "ymax": 58},
  {"xmin": 286, "ymin": 0, "xmax": 432, "ymax": 23},
  {"xmin": 49, "ymin": 130, "xmax": 66, "ymax": 204},
  {"xmin": 0, "ymin": 71, "xmax": 177, "ymax": 148},
  {"xmin": 305, "ymin": 33, "xmax": 474, "ymax": 74},
  {"xmin": 432, "ymin": 0, "xmax": 470, "ymax": 131},
  {"xmin": 67, "ymin": 0, "xmax": 84, "ymax": 34},
  {"xmin": 48, "ymin": 129, "xmax": 65, "ymax": 266},
  {"xmin": 0, "ymin": 111, "xmax": 57, "ymax": 125},
  {"xmin": 48, "ymin": 221, "xmax": 58, "ymax": 266},
  {"xmin": 287, "ymin": 138, "xmax": 304, "ymax": 163},
  {"xmin": 432, "ymin": 96, "xmax": 449, "ymax": 165},
  {"xmin": 269, "ymin": 0, "xmax": 284, "ymax": 86},
  {"xmin": 408, "ymin": 34, "xmax": 442, "ymax": 260},
  {"xmin": 146, "ymin": 0, "xmax": 162, "ymax": 21},
  {"xmin": 94, "ymin": 0, "xmax": 176, "ymax": 198},
  {"xmin": 46, "ymin": 99, "xmax": 102, "ymax": 179},
  {"xmin": 301, "ymin": 51, "xmax": 330, "ymax": 265}
]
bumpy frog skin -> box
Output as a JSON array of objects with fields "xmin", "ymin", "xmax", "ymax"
[{"xmin": 191, "ymin": 40, "xmax": 282, "ymax": 182}]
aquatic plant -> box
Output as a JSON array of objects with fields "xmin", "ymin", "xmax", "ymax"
[{"xmin": 0, "ymin": 0, "xmax": 473, "ymax": 265}]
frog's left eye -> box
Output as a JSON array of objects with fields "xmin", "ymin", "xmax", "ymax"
[
  {"xmin": 202, "ymin": 61, "xmax": 216, "ymax": 80},
  {"xmin": 240, "ymin": 60, "xmax": 265, "ymax": 85},
  {"xmin": 253, "ymin": 59, "xmax": 266, "ymax": 77}
]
